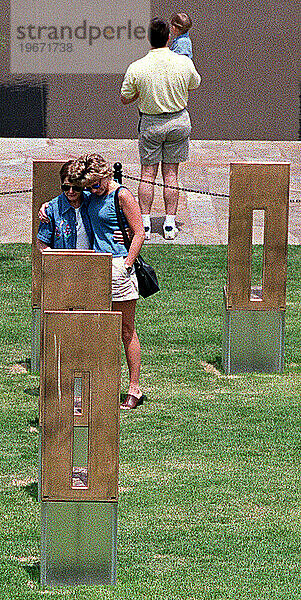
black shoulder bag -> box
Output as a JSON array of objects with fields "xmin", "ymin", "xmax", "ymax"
[{"xmin": 114, "ymin": 188, "xmax": 160, "ymax": 299}]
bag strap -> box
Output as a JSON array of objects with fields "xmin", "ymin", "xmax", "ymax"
[{"xmin": 114, "ymin": 187, "xmax": 131, "ymax": 252}]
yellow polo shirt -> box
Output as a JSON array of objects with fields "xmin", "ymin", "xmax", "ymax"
[{"xmin": 121, "ymin": 47, "xmax": 201, "ymax": 114}]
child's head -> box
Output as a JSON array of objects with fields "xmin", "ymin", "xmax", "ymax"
[{"xmin": 170, "ymin": 12, "xmax": 192, "ymax": 35}]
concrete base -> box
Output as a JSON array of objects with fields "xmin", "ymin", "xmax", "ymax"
[
  {"xmin": 223, "ymin": 296, "xmax": 285, "ymax": 375},
  {"xmin": 40, "ymin": 501, "xmax": 117, "ymax": 588}
]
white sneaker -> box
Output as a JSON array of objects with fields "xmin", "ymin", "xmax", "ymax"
[
  {"xmin": 144, "ymin": 225, "xmax": 151, "ymax": 240},
  {"xmin": 163, "ymin": 224, "xmax": 178, "ymax": 240}
]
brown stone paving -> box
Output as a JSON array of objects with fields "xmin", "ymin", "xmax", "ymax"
[{"xmin": 0, "ymin": 138, "xmax": 300, "ymax": 245}]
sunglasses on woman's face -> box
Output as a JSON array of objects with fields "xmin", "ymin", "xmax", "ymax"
[
  {"xmin": 61, "ymin": 184, "xmax": 82, "ymax": 192},
  {"xmin": 87, "ymin": 182, "xmax": 101, "ymax": 190}
]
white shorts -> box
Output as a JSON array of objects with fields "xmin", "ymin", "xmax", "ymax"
[{"xmin": 112, "ymin": 256, "xmax": 139, "ymax": 302}]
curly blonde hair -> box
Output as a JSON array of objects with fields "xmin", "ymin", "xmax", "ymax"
[{"xmin": 68, "ymin": 153, "xmax": 113, "ymax": 188}]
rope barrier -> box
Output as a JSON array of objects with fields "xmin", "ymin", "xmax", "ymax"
[
  {"xmin": 122, "ymin": 174, "xmax": 230, "ymax": 198},
  {"xmin": 123, "ymin": 175, "xmax": 301, "ymax": 203},
  {"xmin": 0, "ymin": 181, "xmax": 300, "ymax": 202},
  {"xmin": 0, "ymin": 188, "xmax": 32, "ymax": 195}
]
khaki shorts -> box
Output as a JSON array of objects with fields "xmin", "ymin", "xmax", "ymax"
[
  {"xmin": 138, "ymin": 109, "xmax": 191, "ymax": 165},
  {"xmin": 112, "ymin": 256, "xmax": 139, "ymax": 302}
]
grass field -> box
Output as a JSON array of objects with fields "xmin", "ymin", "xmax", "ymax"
[{"xmin": 0, "ymin": 243, "xmax": 300, "ymax": 600}]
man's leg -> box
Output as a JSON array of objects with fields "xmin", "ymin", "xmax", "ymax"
[
  {"xmin": 161, "ymin": 162, "xmax": 179, "ymax": 239},
  {"xmin": 138, "ymin": 163, "xmax": 159, "ymax": 213},
  {"xmin": 161, "ymin": 162, "xmax": 179, "ymax": 214},
  {"xmin": 160, "ymin": 108, "xmax": 191, "ymax": 239},
  {"xmin": 138, "ymin": 163, "xmax": 159, "ymax": 239}
]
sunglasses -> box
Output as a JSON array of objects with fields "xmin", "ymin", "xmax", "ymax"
[
  {"xmin": 61, "ymin": 184, "xmax": 82, "ymax": 192},
  {"xmin": 87, "ymin": 182, "xmax": 102, "ymax": 190}
]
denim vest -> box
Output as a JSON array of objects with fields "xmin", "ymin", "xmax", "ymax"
[{"xmin": 37, "ymin": 192, "xmax": 94, "ymax": 249}]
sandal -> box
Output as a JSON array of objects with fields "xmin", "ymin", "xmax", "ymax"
[{"xmin": 120, "ymin": 394, "xmax": 146, "ymax": 410}]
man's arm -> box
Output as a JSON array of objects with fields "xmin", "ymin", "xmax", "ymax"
[
  {"xmin": 120, "ymin": 65, "xmax": 139, "ymax": 105},
  {"xmin": 188, "ymin": 62, "xmax": 202, "ymax": 89},
  {"xmin": 120, "ymin": 91, "xmax": 139, "ymax": 105}
]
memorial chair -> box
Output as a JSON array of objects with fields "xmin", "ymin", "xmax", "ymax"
[
  {"xmin": 32, "ymin": 160, "xmax": 122, "ymax": 587},
  {"xmin": 223, "ymin": 162, "xmax": 290, "ymax": 374}
]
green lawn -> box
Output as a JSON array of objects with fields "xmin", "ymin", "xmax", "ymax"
[{"xmin": 0, "ymin": 243, "xmax": 300, "ymax": 599}]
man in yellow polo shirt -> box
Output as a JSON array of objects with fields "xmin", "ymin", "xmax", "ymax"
[{"xmin": 120, "ymin": 18, "xmax": 201, "ymax": 240}]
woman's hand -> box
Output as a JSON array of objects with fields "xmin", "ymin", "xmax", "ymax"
[
  {"xmin": 117, "ymin": 188, "xmax": 145, "ymax": 266},
  {"xmin": 36, "ymin": 239, "xmax": 51, "ymax": 253},
  {"xmin": 38, "ymin": 202, "xmax": 50, "ymax": 222}
]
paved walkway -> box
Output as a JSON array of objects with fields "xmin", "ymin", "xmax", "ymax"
[{"xmin": 0, "ymin": 138, "xmax": 300, "ymax": 244}]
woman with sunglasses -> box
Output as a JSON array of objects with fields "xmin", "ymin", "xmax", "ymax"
[
  {"xmin": 38, "ymin": 155, "xmax": 146, "ymax": 410},
  {"xmin": 36, "ymin": 160, "xmax": 94, "ymax": 251},
  {"xmin": 71, "ymin": 153, "xmax": 146, "ymax": 410}
]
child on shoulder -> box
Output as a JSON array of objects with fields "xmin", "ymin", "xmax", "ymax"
[{"xmin": 170, "ymin": 12, "xmax": 193, "ymax": 60}]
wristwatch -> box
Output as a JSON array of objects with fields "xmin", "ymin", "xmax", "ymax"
[{"xmin": 124, "ymin": 262, "xmax": 132, "ymax": 274}]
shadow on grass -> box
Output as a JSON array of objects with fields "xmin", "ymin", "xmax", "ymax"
[
  {"xmin": 24, "ymin": 387, "xmax": 39, "ymax": 397},
  {"xmin": 24, "ymin": 482, "xmax": 38, "ymax": 501},
  {"xmin": 23, "ymin": 561, "xmax": 40, "ymax": 584},
  {"xmin": 0, "ymin": 255, "xmax": 16, "ymax": 262},
  {"xmin": 17, "ymin": 358, "xmax": 31, "ymax": 370},
  {"xmin": 28, "ymin": 416, "xmax": 39, "ymax": 428},
  {"xmin": 211, "ymin": 354, "xmax": 224, "ymax": 371}
]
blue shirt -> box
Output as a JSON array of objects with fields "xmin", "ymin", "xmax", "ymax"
[
  {"xmin": 37, "ymin": 191, "xmax": 94, "ymax": 249},
  {"xmin": 170, "ymin": 32, "xmax": 193, "ymax": 60},
  {"xmin": 88, "ymin": 186, "xmax": 129, "ymax": 257}
]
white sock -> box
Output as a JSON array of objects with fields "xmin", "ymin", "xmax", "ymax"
[
  {"xmin": 142, "ymin": 214, "xmax": 151, "ymax": 229},
  {"xmin": 164, "ymin": 215, "xmax": 176, "ymax": 227}
]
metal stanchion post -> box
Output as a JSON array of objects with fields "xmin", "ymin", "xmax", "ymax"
[{"xmin": 113, "ymin": 162, "xmax": 123, "ymax": 184}]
